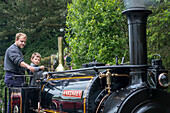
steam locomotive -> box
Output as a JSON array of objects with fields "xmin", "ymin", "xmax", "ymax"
[{"xmin": 5, "ymin": 3, "xmax": 170, "ymax": 113}]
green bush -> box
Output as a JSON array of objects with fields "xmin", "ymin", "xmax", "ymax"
[
  {"xmin": 66, "ymin": 0, "xmax": 129, "ymax": 68},
  {"xmin": 0, "ymin": 57, "xmax": 5, "ymax": 112}
]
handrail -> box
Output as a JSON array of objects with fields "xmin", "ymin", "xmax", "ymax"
[{"xmin": 48, "ymin": 65, "xmax": 149, "ymax": 74}]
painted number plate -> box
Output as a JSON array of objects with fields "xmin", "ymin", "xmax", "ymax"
[{"xmin": 63, "ymin": 90, "xmax": 83, "ymax": 98}]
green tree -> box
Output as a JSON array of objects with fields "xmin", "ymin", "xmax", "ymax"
[
  {"xmin": 0, "ymin": 0, "xmax": 71, "ymax": 62},
  {"xmin": 0, "ymin": 57, "xmax": 5, "ymax": 112},
  {"xmin": 147, "ymin": 1, "xmax": 170, "ymax": 69},
  {"xmin": 66, "ymin": 0, "xmax": 128, "ymax": 68}
]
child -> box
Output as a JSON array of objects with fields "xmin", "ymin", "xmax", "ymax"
[{"xmin": 29, "ymin": 52, "xmax": 45, "ymax": 86}]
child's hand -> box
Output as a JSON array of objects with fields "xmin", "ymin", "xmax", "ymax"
[{"xmin": 40, "ymin": 66, "xmax": 45, "ymax": 70}]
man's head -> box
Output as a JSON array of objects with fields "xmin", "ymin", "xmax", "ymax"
[
  {"xmin": 31, "ymin": 52, "xmax": 41, "ymax": 65},
  {"xmin": 15, "ymin": 33, "xmax": 27, "ymax": 49}
]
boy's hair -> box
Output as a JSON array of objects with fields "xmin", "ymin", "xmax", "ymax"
[
  {"xmin": 15, "ymin": 33, "xmax": 27, "ymax": 40},
  {"xmin": 31, "ymin": 52, "xmax": 41, "ymax": 59}
]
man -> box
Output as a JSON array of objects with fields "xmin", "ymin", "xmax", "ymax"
[{"xmin": 4, "ymin": 32, "xmax": 35, "ymax": 87}]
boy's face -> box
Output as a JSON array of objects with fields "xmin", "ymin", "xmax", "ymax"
[{"xmin": 31, "ymin": 56, "xmax": 40, "ymax": 65}]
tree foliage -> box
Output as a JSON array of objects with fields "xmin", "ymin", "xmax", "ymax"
[
  {"xmin": 66, "ymin": 0, "xmax": 169, "ymax": 69},
  {"xmin": 66, "ymin": 0, "xmax": 128, "ymax": 68},
  {"xmin": 0, "ymin": 57, "xmax": 5, "ymax": 111},
  {"xmin": 0, "ymin": 0, "xmax": 71, "ymax": 62},
  {"xmin": 147, "ymin": 1, "xmax": 170, "ymax": 69}
]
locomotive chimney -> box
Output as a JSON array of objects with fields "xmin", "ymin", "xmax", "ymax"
[{"xmin": 122, "ymin": 0, "xmax": 152, "ymax": 85}]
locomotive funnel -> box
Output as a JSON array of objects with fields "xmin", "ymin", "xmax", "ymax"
[
  {"xmin": 122, "ymin": 1, "xmax": 152, "ymax": 85},
  {"xmin": 122, "ymin": 8, "xmax": 151, "ymax": 65}
]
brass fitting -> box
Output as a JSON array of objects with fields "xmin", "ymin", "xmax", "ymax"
[
  {"xmin": 55, "ymin": 37, "xmax": 65, "ymax": 72},
  {"xmin": 99, "ymin": 69, "xmax": 112, "ymax": 94}
]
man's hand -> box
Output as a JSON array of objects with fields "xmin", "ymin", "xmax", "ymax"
[
  {"xmin": 28, "ymin": 66, "xmax": 36, "ymax": 72},
  {"xmin": 20, "ymin": 61, "xmax": 35, "ymax": 72}
]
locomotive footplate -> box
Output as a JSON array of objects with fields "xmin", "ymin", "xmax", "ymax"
[{"xmin": 8, "ymin": 86, "xmax": 40, "ymax": 113}]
